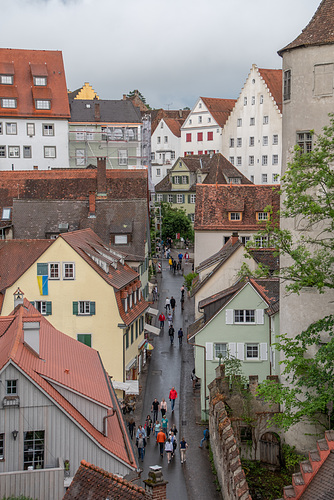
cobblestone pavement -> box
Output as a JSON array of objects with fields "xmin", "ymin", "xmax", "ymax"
[{"xmin": 127, "ymin": 250, "xmax": 222, "ymax": 499}]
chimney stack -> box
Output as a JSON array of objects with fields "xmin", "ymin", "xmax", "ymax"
[
  {"xmin": 97, "ymin": 157, "xmax": 107, "ymax": 196},
  {"xmin": 143, "ymin": 466, "xmax": 168, "ymax": 500},
  {"xmin": 88, "ymin": 191, "xmax": 96, "ymax": 217},
  {"xmin": 94, "ymin": 101, "xmax": 100, "ymax": 121},
  {"xmin": 231, "ymin": 232, "xmax": 239, "ymax": 245}
]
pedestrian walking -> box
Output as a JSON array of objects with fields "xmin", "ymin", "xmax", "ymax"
[
  {"xmin": 180, "ymin": 437, "xmax": 188, "ymax": 463},
  {"xmin": 180, "ymin": 285, "xmax": 185, "ymax": 298},
  {"xmin": 184, "ymin": 251, "xmax": 189, "ymax": 262},
  {"xmin": 169, "ymin": 257, "xmax": 173, "ymax": 270},
  {"xmin": 165, "ymin": 297, "xmax": 170, "ymax": 311},
  {"xmin": 170, "ymin": 296, "xmax": 176, "ymax": 312},
  {"xmin": 153, "ymin": 285, "xmax": 158, "ymax": 302},
  {"xmin": 151, "ymin": 398, "xmax": 160, "ymax": 423},
  {"xmin": 169, "ymin": 431, "xmax": 177, "ymax": 457},
  {"xmin": 180, "ymin": 295, "xmax": 184, "ymax": 311},
  {"xmin": 161, "ymin": 415, "xmax": 168, "ymax": 436},
  {"xmin": 178, "ymin": 252, "xmax": 183, "ymax": 266},
  {"xmin": 137, "ymin": 434, "xmax": 145, "ymax": 462},
  {"xmin": 167, "ymin": 311, "xmax": 173, "ymax": 327},
  {"xmin": 165, "ymin": 438, "xmax": 174, "ymax": 463},
  {"xmin": 144, "ymin": 414, "xmax": 153, "ymax": 439},
  {"xmin": 169, "ymin": 387, "xmax": 178, "ymax": 412},
  {"xmin": 172, "ymin": 260, "xmax": 177, "ymax": 274},
  {"xmin": 160, "ymin": 398, "xmax": 167, "ymax": 418},
  {"xmin": 199, "ymin": 427, "xmax": 210, "ymax": 448},
  {"xmin": 157, "ymin": 429, "xmax": 166, "ymax": 457},
  {"xmin": 178, "ymin": 327, "xmax": 183, "ymax": 345},
  {"xmin": 127, "ymin": 418, "xmax": 135, "ymax": 439},
  {"xmin": 154, "ymin": 420, "xmax": 161, "ymax": 440},
  {"xmin": 168, "ymin": 324, "xmax": 174, "ymax": 345},
  {"xmin": 170, "ymin": 423, "xmax": 178, "ymax": 438},
  {"xmin": 158, "ymin": 312, "xmax": 166, "ymax": 329},
  {"xmin": 191, "ymin": 368, "xmax": 199, "ymax": 388}
]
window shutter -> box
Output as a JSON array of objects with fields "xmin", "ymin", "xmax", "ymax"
[
  {"xmin": 256, "ymin": 309, "xmax": 264, "ymax": 324},
  {"xmin": 173, "ymin": 195, "xmax": 176, "ymax": 203},
  {"xmin": 73, "ymin": 301, "xmax": 78, "ymax": 315},
  {"xmin": 90, "ymin": 302, "xmax": 96, "ymax": 315},
  {"xmin": 37, "ymin": 263, "xmax": 48, "ymax": 275},
  {"xmin": 237, "ymin": 343, "xmax": 244, "ymax": 360},
  {"xmin": 172, "ymin": 176, "xmax": 175, "ymax": 183},
  {"xmin": 206, "ymin": 342, "xmax": 213, "ymax": 361},
  {"xmin": 163, "ymin": 194, "xmax": 167, "ymax": 202},
  {"xmin": 182, "ymin": 194, "xmax": 185, "ymax": 203},
  {"xmin": 228, "ymin": 342, "xmax": 236, "ymax": 358},
  {"xmin": 188, "ymin": 195, "xmax": 190, "ymax": 203},
  {"xmin": 46, "ymin": 301, "xmax": 52, "ymax": 315},
  {"xmin": 226, "ymin": 309, "xmax": 233, "ymax": 324},
  {"xmin": 260, "ymin": 343, "xmax": 268, "ymax": 361}
]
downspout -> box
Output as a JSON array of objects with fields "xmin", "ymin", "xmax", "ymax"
[
  {"xmin": 187, "ymin": 338, "xmax": 207, "ymax": 417},
  {"xmin": 268, "ymin": 313, "xmax": 272, "ymax": 376}
]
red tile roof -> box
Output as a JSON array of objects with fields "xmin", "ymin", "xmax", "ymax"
[
  {"xmin": 200, "ymin": 97, "xmax": 236, "ymax": 128},
  {"xmin": 0, "ymin": 302, "xmax": 137, "ymax": 469},
  {"xmin": 279, "ymin": 0, "xmax": 334, "ymax": 55},
  {"xmin": 150, "ymin": 109, "xmax": 190, "ymax": 134},
  {"xmin": 164, "ymin": 117, "xmax": 186, "ymax": 137},
  {"xmin": 0, "ymin": 239, "xmax": 53, "ymax": 292},
  {"xmin": 0, "ymin": 48, "xmax": 70, "ymax": 119},
  {"xmin": 195, "ymin": 184, "xmax": 280, "ymax": 231},
  {"xmin": 258, "ymin": 68, "xmax": 283, "ymax": 113},
  {"xmin": 64, "ymin": 460, "xmax": 146, "ymax": 499}
]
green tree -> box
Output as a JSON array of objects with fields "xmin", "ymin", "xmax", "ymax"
[
  {"xmin": 257, "ymin": 115, "xmax": 334, "ymax": 430},
  {"xmin": 160, "ymin": 202, "xmax": 194, "ymax": 243},
  {"xmin": 126, "ymin": 90, "xmax": 151, "ymax": 109}
]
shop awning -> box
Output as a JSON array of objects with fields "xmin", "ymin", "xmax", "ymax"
[
  {"xmin": 144, "ymin": 323, "xmax": 160, "ymax": 336},
  {"xmin": 112, "ymin": 380, "xmax": 139, "ymax": 394},
  {"xmin": 147, "ymin": 307, "xmax": 159, "ymax": 316},
  {"xmin": 125, "ymin": 357, "xmax": 137, "ymax": 371},
  {"xmin": 138, "ymin": 338, "xmax": 146, "ymax": 349}
]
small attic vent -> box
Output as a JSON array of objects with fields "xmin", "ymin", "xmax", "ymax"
[{"xmin": 58, "ymin": 223, "xmax": 69, "ymax": 232}]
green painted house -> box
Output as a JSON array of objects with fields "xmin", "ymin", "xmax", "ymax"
[
  {"xmin": 188, "ymin": 278, "xmax": 279, "ymax": 419},
  {"xmin": 155, "ymin": 153, "xmax": 251, "ymax": 223}
]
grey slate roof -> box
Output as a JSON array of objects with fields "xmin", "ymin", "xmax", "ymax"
[{"xmin": 69, "ymin": 99, "xmax": 142, "ymax": 123}]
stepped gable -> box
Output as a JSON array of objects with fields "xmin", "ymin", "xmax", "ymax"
[
  {"xmin": 283, "ymin": 430, "xmax": 334, "ymax": 499},
  {"xmin": 279, "ymin": 0, "xmax": 334, "ymax": 55}
]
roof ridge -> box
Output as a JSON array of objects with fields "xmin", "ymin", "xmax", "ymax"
[{"xmin": 80, "ymin": 460, "xmax": 146, "ymax": 493}]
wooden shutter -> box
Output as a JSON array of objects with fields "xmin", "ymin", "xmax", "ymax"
[
  {"xmin": 206, "ymin": 342, "xmax": 213, "ymax": 361},
  {"xmin": 237, "ymin": 343, "xmax": 245, "ymax": 360},
  {"xmin": 90, "ymin": 302, "xmax": 96, "ymax": 315},
  {"xmin": 37, "ymin": 263, "xmax": 48, "ymax": 275},
  {"xmin": 182, "ymin": 194, "xmax": 185, "ymax": 203},
  {"xmin": 172, "ymin": 195, "xmax": 176, "ymax": 203},
  {"xmin": 228, "ymin": 342, "xmax": 236, "ymax": 358},
  {"xmin": 260, "ymin": 343, "xmax": 268, "ymax": 361},
  {"xmin": 256, "ymin": 309, "xmax": 264, "ymax": 324},
  {"xmin": 163, "ymin": 194, "xmax": 167, "ymax": 202},
  {"xmin": 73, "ymin": 301, "xmax": 78, "ymax": 315},
  {"xmin": 46, "ymin": 301, "xmax": 52, "ymax": 315},
  {"xmin": 188, "ymin": 195, "xmax": 190, "ymax": 203},
  {"xmin": 226, "ymin": 309, "xmax": 233, "ymax": 324}
]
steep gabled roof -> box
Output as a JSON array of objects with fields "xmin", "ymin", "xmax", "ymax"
[
  {"xmin": 202, "ymin": 154, "xmax": 252, "ymax": 185},
  {"xmin": 278, "ymin": 0, "xmax": 334, "ymax": 55},
  {"xmin": 150, "ymin": 109, "xmax": 190, "ymax": 134},
  {"xmin": 0, "ymin": 302, "xmax": 137, "ymax": 468},
  {"xmin": 63, "ymin": 460, "xmax": 146, "ymax": 499},
  {"xmin": 164, "ymin": 117, "xmax": 186, "ymax": 137},
  {"xmin": 0, "ymin": 48, "xmax": 70, "ymax": 119},
  {"xmin": 258, "ymin": 68, "xmax": 283, "ymax": 113},
  {"xmin": 200, "ymin": 97, "xmax": 236, "ymax": 128}
]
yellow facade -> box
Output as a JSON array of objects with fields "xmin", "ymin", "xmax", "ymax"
[
  {"xmin": 70, "ymin": 82, "xmax": 99, "ymax": 100},
  {"xmin": 1, "ymin": 237, "xmax": 145, "ymax": 383}
]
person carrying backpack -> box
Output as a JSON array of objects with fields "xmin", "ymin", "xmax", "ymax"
[{"xmin": 199, "ymin": 427, "xmax": 210, "ymax": 448}]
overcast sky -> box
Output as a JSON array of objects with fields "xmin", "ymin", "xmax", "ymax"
[{"xmin": 2, "ymin": 0, "xmax": 321, "ymax": 109}]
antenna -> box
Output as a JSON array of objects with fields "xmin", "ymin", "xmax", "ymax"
[{"xmin": 164, "ymin": 102, "xmax": 173, "ymax": 111}]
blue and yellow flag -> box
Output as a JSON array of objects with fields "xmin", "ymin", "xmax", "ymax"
[{"xmin": 37, "ymin": 263, "xmax": 49, "ymax": 296}]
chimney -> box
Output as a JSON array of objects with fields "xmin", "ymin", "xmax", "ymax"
[
  {"xmin": 14, "ymin": 288, "xmax": 24, "ymax": 308},
  {"xmin": 23, "ymin": 321, "xmax": 40, "ymax": 356},
  {"xmin": 231, "ymin": 232, "xmax": 239, "ymax": 245},
  {"xmin": 123, "ymin": 94, "xmax": 127, "ymax": 100},
  {"xmin": 144, "ymin": 466, "xmax": 168, "ymax": 500},
  {"xmin": 97, "ymin": 157, "xmax": 107, "ymax": 196},
  {"xmin": 94, "ymin": 101, "xmax": 100, "ymax": 121},
  {"xmin": 179, "ymin": 109, "xmax": 182, "ymax": 118},
  {"xmin": 89, "ymin": 191, "xmax": 96, "ymax": 217}
]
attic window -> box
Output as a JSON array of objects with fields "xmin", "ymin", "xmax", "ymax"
[
  {"xmin": 1, "ymin": 99, "xmax": 16, "ymax": 108},
  {"xmin": 2, "ymin": 207, "xmax": 11, "ymax": 220},
  {"xmin": 35, "ymin": 100, "xmax": 51, "ymax": 110},
  {"xmin": 228, "ymin": 177, "xmax": 241, "ymax": 184},
  {"xmin": 33, "ymin": 76, "xmax": 47, "ymax": 86},
  {"xmin": 257, "ymin": 212, "xmax": 269, "ymax": 221},
  {"xmin": 0, "ymin": 75, "xmax": 13, "ymax": 85},
  {"xmin": 115, "ymin": 235, "xmax": 128, "ymax": 244},
  {"xmin": 229, "ymin": 212, "xmax": 242, "ymax": 221}
]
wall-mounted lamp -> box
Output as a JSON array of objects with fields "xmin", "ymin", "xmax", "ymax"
[{"xmin": 12, "ymin": 430, "xmax": 18, "ymax": 441}]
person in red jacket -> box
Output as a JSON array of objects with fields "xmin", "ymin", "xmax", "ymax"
[
  {"xmin": 156, "ymin": 429, "xmax": 166, "ymax": 457},
  {"xmin": 158, "ymin": 312, "xmax": 166, "ymax": 329},
  {"xmin": 169, "ymin": 387, "xmax": 178, "ymax": 412}
]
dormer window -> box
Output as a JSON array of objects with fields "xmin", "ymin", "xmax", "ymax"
[
  {"xmin": 0, "ymin": 75, "xmax": 13, "ymax": 85},
  {"xmin": 1, "ymin": 98, "xmax": 16, "ymax": 108},
  {"xmin": 33, "ymin": 76, "xmax": 47, "ymax": 86},
  {"xmin": 228, "ymin": 177, "xmax": 241, "ymax": 184},
  {"xmin": 257, "ymin": 212, "xmax": 269, "ymax": 221},
  {"xmin": 229, "ymin": 212, "xmax": 242, "ymax": 221},
  {"xmin": 35, "ymin": 100, "xmax": 51, "ymax": 110},
  {"xmin": 2, "ymin": 207, "xmax": 11, "ymax": 220}
]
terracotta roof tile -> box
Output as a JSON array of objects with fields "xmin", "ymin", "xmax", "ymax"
[
  {"xmin": 0, "ymin": 303, "xmax": 137, "ymax": 469},
  {"xmin": 150, "ymin": 109, "xmax": 190, "ymax": 134},
  {"xmin": 164, "ymin": 117, "xmax": 186, "ymax": 137},
  {"xmin": 0, "ymin": 48, "xmax": 70, "ymax": 118},
  {"xmin": 279, "ymin": 0, "xmax": 334, "ymax": 54},
  {"xmin": 64, "ymin": 460, "xmax": 147, "ymax": 499},
  {"xmin": 200, "ymin": 97, "xmax": 236, "ymax": 128},
  {"xmin": 258, "ymin": 68, "xmax": 283, "ymax": 113},
  {"xmin": 195, "ymin": 184, "xmax": 280, "ymax": 231},
  {"xmin": 202, "ymin": 154, "xmax": 252, "ymax": 184}
]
